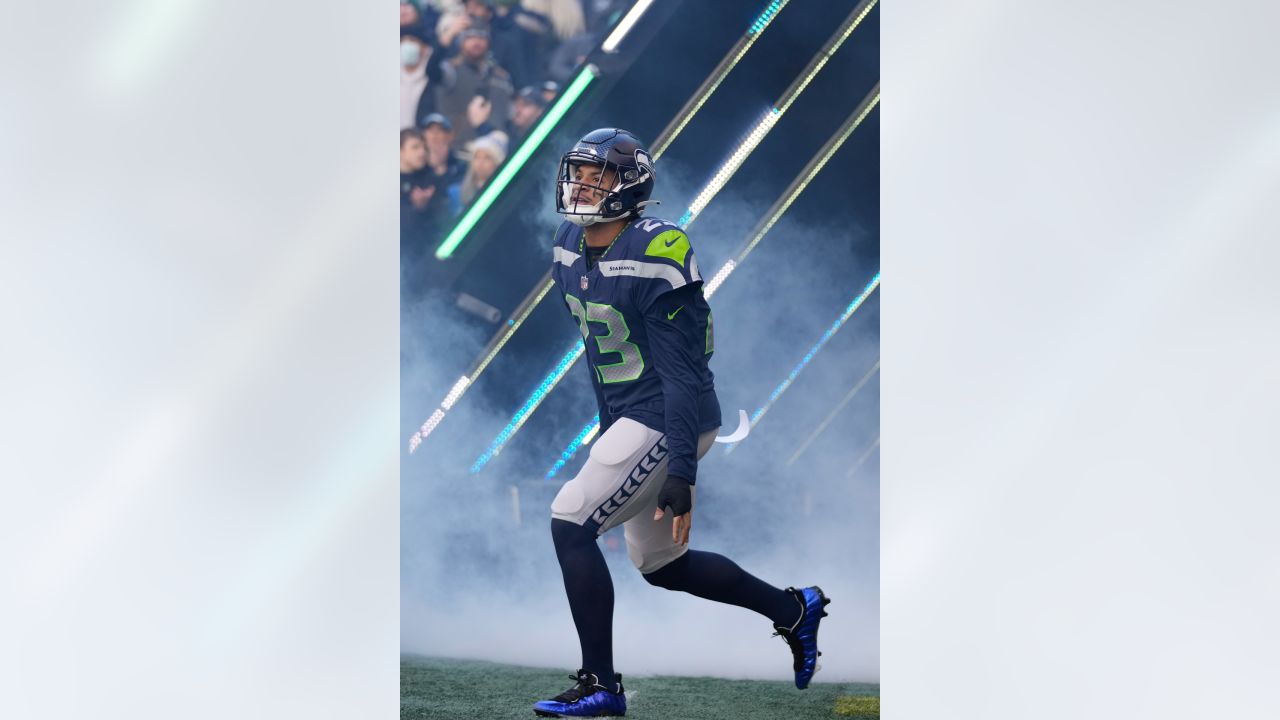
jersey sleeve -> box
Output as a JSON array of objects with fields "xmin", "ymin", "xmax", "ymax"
[
  {"xmin": 626, "ymin": 226, "xmax": 704, "ymax": 314},
  {"xmin": 643, "ymin": 282, "xmax": 708, "ymax": 483}
]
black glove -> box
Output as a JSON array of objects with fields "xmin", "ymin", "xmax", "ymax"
[{"xmin": 656, "ymin": 474, "xmax": 693, "ymax": 516}]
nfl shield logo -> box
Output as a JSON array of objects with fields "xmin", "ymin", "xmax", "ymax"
[{"xmin": 580, "ymin": 276, "xmax": 589, "ymax": 291}]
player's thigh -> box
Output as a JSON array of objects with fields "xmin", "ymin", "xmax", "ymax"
[
  {"xmin": 550, "ymin": 417, "xmax": 668, "ymax": 533},
  {"xmin": 622, "ymin": 428, "xmax": 719, "ymax": 573},
  {"xmin": 623, "ymin": 484, "xmax": 696, "ymax": 573}
]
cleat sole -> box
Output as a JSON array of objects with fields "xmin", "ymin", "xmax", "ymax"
[
  {"xmin": 534, "ymin": 706, "xmax": 626, "ymax": 718},
  {"xmin": 535, "ymin": 710, "xmax": 625, "ymax": 718}
]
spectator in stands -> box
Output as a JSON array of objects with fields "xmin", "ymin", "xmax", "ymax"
[
  {"xmin": 547, "ymin": 25, "xmax": 601, "ymax": 84},
  {"xmin": 466, "ymin": 0, "xmax": 495, "ymax": 21},
  {"xmin": 582, "ymin": 0, "xmax": 631, "ymax": 32},
  {"xmin": 470, "ymin": 83, "xmax": 541, "ymax": 149},
  {"xmin": 437, "ymin": 0, "xmax": 495, "ymax": 51},
  {"xmin": 437, "ymin": 7, "xmax": 469, "ymax": 51},
  {"xmin": 401, "ymin": 27, "xmax": 437, "ymax": 130},
  {"xmin": 490, "ymin": 0, "xmax": 554, "ymax": 90},
  {"xmin": 421, "ymin": 113, "xmax": 467, "ymax": 223},
  {"xmin": 523, "ymin": 0, "xmax": 585, "ymax": 41},
  {"xmin": 435, "ymin": 25, "xmax": 515, "ymax": 149},
  {"xmin": 541, "ymin": 80, "xmax": 560, "ymax": 104},
  {"xmin": 507, "ymin": 86, "xmax": 547, "ymax": 147},
  {"xmin": 401, "ymin": 0, "xmax": 439, "ymax": 35},
  {"xmin": 460, "ymin": 134, "xmax": 507, "ymax": 206},
  {"xmin": 401, "ymin": 129, "xmax": 436, "ymax": 246}
]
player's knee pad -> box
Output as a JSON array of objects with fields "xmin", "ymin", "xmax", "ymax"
[
  {"xmin": 552, "ymin": 418, "xmax": 667, "ymax": 531},
  {"xmin": 550, "ymin": 481, "xmax": 588, "ymax": 520}
]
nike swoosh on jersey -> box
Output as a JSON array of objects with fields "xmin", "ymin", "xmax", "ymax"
[
  {"xmin": 667, "ymin": 306, "xmax": 684, "ymax": 320},
  {"xmin": 664, "ymin": 236, "xmax": 680, "ymax": 247}
]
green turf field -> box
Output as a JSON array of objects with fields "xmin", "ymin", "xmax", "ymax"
[{"xmin": 402, "ymin": 655, "xmax": 879, "ymax": 719}]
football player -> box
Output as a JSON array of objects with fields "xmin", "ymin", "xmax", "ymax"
[{"xmin": 534, "ymin": 129, "xmax": 831, "ymax": 718}]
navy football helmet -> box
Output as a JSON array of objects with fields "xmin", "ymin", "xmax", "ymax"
[{"xmin": 556, "ymin": 128, "xmax": 656, "ymax": 227}]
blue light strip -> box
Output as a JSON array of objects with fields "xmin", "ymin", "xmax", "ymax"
[
  {"xmin": 469, "ymin": 341, "xmax": 584, "ymax": 473},
  {"xmin": 546, "ymin": 415, "xmax": 600, "ymax": 479},
  {"xmin": 749, "ymin": 0, "xmax": 785, "ymax": 34},
  {"xmin": 725, "ymin": 272, "xmax": 880, "ymax": 453}
]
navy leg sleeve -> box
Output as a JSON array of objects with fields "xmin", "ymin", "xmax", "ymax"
[
  {"xmin": 551, "ymin": 518, "xmax": 615, "ymax": 683},
  {"xmin": 644, "ymin": 549, "xmax": 802, "ymax": 627}
]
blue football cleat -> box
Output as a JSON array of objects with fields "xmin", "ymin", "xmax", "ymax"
[
  {"xmin": 533, "ymin": 669, "xmax": 627, "ymax": 717},
  {"xmin": 773, "ymin": 586, "xmax": 831, "ymax": 689}
]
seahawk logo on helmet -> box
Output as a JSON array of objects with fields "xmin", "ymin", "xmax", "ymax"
[{"xmin": 556, "ymin": 128, "xmax": 656, "ymax": 227}]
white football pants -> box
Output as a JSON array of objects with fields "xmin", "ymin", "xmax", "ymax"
[{"xmin": 550, "ymin": 417, "xmax": 718, "ymax": 574}]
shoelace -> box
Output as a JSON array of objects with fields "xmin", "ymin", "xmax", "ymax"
[
  {"xmin": 772, "ymin": 625, "xmax": 806, "ymax": 671},
  {"xmin": 552, "ymin": 674, "xmax": 611, "ymax": 703},
  {"xmin": 772, "ymin": 603, "xmax": 823, "ymax": 672}
]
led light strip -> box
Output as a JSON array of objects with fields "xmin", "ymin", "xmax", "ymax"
[
  {"xmin": 544, "ymin": 88, "xmax": 879, "ymax": 477},
  {"xmin": 407, "ymin": 268, "xmax": 556, "ymax": 453},
  {"xmin": 707, "ymin": 84, "xmax": 879, "ymax": 297},
  {"xmin": 748, "ymin": 0, "xmax": 787, "ymax": 34},
  {"xmin": 469, "ymin": 343, "xmax": 585, "ymax": 472},
  {"xmin": 678, "ymin": 109, "xmax": 779, "ymax": 227},
  {"xmin": 409, "ymin": 0, "xmax": 794, "ymax": 453},
  {"xmin": 846, "ymin": 432, "xmax": 880, "ymax": 478},
  {"xmin": 675, "ymin": 0, "xmax": 876, "ymax": 229},
  {"xmin": 776, "ymin": 0, "xmax": 877, "ymax": 117},
  {"xmin": 724, "ymin": 272, "xmax": 880, "ymax": 454},
  {"xmin": 472, "ymin": 340, "xmax": 586, "ymax": 470},
  {"xmin": 433, "ymin": 0, "xmax": 658, "ymax": 259},
  {"xmin": 601, "ymin": 0, "xmax": 657, "ymax": 53},
  {"xmin": 547, "ymin": 413, "xmax": 601, "ymax": 479},
  {"xmin": 651, "ymin": 0, "xmax": 792, "ymax": 158},
  {"xmin": 434, "ymin": 65, "xmax": 598, "ymax": 260},
  {"xmin": 786, "ymin": 359, "xmax": 879, "ymax": 466}
]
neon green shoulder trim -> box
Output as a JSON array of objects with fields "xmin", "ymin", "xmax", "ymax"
[{"xmin": 644, "ymin": 230, "xmax": 691, "ymax": 268}]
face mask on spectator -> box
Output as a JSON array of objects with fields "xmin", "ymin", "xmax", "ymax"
[{"xmin": 401, "ymin": 41, "xmax": 422, "ymax": 67}]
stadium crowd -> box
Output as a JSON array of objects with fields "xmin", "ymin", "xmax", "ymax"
[{"xmin": 401, "ymin": 0, "xmax": 629, "ymax": 257}]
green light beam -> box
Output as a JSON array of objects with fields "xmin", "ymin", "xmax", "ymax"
[{"xmin": 434, "ymin": 65, "xmax": 598, "ymax": 260}]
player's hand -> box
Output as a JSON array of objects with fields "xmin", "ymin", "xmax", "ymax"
[{"xmin": 654, "ymin": 475, "xmax": 693, "ymax": 546}]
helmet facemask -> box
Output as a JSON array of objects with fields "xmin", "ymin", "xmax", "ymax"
[
  {"xmin": 555, "ymin": 147, "xmax": 654, "ymax": 227},
  {"xmin": 556, "ymin": 154, "xmax": 622, "ymax": 227}
]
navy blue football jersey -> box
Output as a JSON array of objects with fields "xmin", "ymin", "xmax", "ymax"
[{"xmin": 551, "ymin": 217, "xmax": 721, "ymax": 482}]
